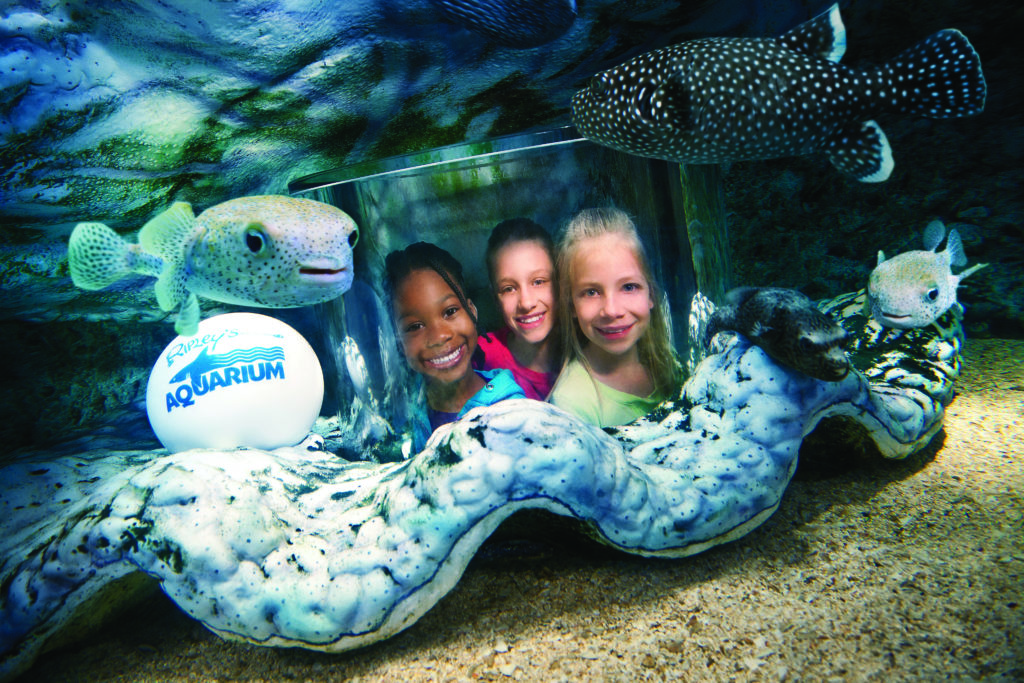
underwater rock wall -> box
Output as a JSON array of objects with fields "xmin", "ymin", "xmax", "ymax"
[
  {"xmin": 0, "ymin": 292, "xmax": 961, "ymax": 681},
  {"xmin": 2, "ymin": 0, "xmax": 1019, "ymax": 334},
  {"xmin": 0, "ymin": 0, "xmax": 830, "ymax": 320}
]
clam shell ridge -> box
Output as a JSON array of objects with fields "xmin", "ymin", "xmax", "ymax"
[{"xmin": 0, "ymin": 290, "xmax": 959, "ymax": 680}]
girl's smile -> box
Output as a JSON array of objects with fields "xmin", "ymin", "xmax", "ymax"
[
  {"xmin": 393, "ymin": 269, "xmax": 483, "ymax": 406},
  {"xmin": 570, "ymin": 233, "xmax": 654, "ymax": 361},
  {"xmin": 425, "ymin": 343, "xmax": 467, "ymax": 370},
  {"xmin": 514, "ymin": 311, "xmax": 546, "ymax": 329},
  {"xmin": 594, "ymin": 322, "xmax": 635, "ymax": 340},
  {"xmin": 493, "ymin": 241, "xmax": 556, "ymax": 346}
]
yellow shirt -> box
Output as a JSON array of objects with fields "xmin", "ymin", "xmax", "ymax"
[{"xmin": 549, "ymin": 359, "xmax": 664, "ymax": 428}]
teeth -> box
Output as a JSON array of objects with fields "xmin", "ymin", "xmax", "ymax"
[
  {"xmin": 518, "ymin": 313, "xmax": 543, "ymax": 324},
  {"xmin": 429, "ymin": 347, "xmax": 461, "ymax": 366}
]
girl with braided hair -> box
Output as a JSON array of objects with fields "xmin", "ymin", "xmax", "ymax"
[{"xmin": 385, "ymin": 242, "xmax": 525, "ymax": 437}]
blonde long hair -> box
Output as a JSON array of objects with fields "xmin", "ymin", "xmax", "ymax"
[{"xmin": 555, "ymin": 207, "xmax": 682, "ymax": 398}]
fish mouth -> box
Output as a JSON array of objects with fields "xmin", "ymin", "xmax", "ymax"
[
  {"xmin": 870, "ymin": 300, "xmax": 916, "ymax": 328},
  {"xmin": 298, "ymin": 264, "xmax": 349, "ymax": 282},
  {"xmin": 877, "ymin": 310, "xmax": 919, "ymax": 329}
]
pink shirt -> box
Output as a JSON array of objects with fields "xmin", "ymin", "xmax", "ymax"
[{"xmin": 474, "ymin": 327, "xmax": 556, "ymax": 401}]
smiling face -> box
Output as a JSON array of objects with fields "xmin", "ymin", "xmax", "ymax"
[
  {"xmin": 569, "ymin": 233, "xmax": 654, "ymax": 362},
  {"xmin": 393, "ymin": 268, "xmax": 479, "ymax": 391},
  {"xmin": 492, "ymin": 240, "xmax": 557, "ymax": 346}
]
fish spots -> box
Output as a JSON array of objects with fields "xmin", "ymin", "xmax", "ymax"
[
  {"xmin": 69, "ymin": 196, "xmax": 359, "ymax": 335},
  {"xmin": 572, "ymin": 3, "xmax": 984, "ymax": 181}
]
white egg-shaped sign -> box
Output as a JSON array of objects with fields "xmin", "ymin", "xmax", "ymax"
[{"xmin": 146, "ymin": 312, "xmax": 323, "ymax": 452}]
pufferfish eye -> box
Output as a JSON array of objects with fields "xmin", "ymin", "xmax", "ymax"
[
  {"xmin": 348, "ymin": 229, "xmax": 359, "ymax": 248},
  {"xmin": 926, "ymin": 288, "xmax": 940, "ymax": 302},
  {"xmin": 244, "ymin": 223, "xmax": 268, "ymax": 254}
]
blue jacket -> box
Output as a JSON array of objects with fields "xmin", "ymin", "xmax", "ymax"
[
  {"xmin": 420, "ymin": 369, "xmax": 526, "ymax": 443},
  {"xmin": 458, "ymin": 368, "xmax": 526, "ymax": 417}
]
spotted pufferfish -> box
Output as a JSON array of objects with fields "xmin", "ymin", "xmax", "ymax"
[
  {"xmin": 867, "ymin": 219, "xmax": 987, "ymax": 335},
  {"xmin": 572, "ymin": 3, "xmax": 986, "ymax": 182},
  {"xmin": 68, "ymin": 196, "xmax": 359, "ymax": 336},
  {"xmin": 704, "ymin": 287, "xmax": 850, "ymax": 382}
]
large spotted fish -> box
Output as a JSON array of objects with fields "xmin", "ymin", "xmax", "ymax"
[
  {"xmin": 68, "ymin": 196, "xmax": 359, "ymax": 336},
  {"xmin": 572, "ymin": 3, "xmax": 986, "ymax": 182}
]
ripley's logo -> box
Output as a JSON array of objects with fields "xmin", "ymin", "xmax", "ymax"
[{"xmin": 165, "ymin": 346, "xmax": 286, "ymax": 412}]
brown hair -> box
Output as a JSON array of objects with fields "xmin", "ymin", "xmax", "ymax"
[{"xmin": 484, "ymin": 217, "xmax": 556, "ymax": 287}]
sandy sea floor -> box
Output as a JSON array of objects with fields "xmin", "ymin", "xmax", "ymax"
[{"xmin": 22, "ymin": 338, "xmax": 1023, "ymax": 683}]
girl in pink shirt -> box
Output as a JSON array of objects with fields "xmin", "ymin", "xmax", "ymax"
[{"xmin": 474, "ymin": 218, "xmax": 561, "ymax": 400}]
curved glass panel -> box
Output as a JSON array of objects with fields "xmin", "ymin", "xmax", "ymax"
[{"xmin": 290, "ymin": 127, "xmax": 698, "ymax": 459}]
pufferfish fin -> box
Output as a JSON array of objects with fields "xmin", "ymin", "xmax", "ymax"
[
  {"xmin": 174, "ymin": 293, "xmax": 201, "ymax": 337},
  {"xmin": 826, "ymin": 119, "xmax": 893, "ymax": 182},
  {"xmin": 139, "ymin": 202, "xmax": 196, "ymax": 263},
  {"xmin": 778, "ymin": 3, "xmax": 846, "ymax": 64},
  {"xmin": 876, "ymin": 250, "xmax": 887, "ymax": 265},
  {"xmin": 154, "ymin": 262, "xmax": 190, "ymax": 312},
  {"xmin": 943, "ymin": 227, "xmax": 968, "ymax": 267},
  {"xmin": 749, "ymin": 321, "xmax": 772, "ymax": 339},
  {"xmin": 922, "ymin": 220, "xmax": 947, "ymax": 252}
]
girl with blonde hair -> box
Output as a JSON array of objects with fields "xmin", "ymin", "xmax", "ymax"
[{"xmin": 549, "ymin": 208, "xmax": 682, "ymax": 427}]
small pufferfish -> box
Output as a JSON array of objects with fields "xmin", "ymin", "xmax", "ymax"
[
  {"xmin": 867, "ymin": 220, "xmax": 987, "ymax": 332},
  {"xmin": 68, "ymin": 195, "xmax": 359, "ymax": 336},
  {"xmin": 572, "ymin": 3, "xmax": 986, "ymax": 182}
]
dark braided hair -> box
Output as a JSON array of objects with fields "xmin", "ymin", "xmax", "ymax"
[
  {"xmin": 384, "ymin": 241, "xmax": 477, "ymax": 328},
  {"xmin": 484, "ymin": 218, "xmax": 555, "ymax": 286}
]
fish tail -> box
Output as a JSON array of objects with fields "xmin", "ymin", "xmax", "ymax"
[
  {"xmin": 68, "ymin": 222, "xmax": 159, "ymax": 290},
  {"xmin": 880, "ymin": 29, "xmax": 986, "ymax": 119},
  {"xmin": 944, "ymin": 227, "xmax": 967, "ymax": 267}
]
